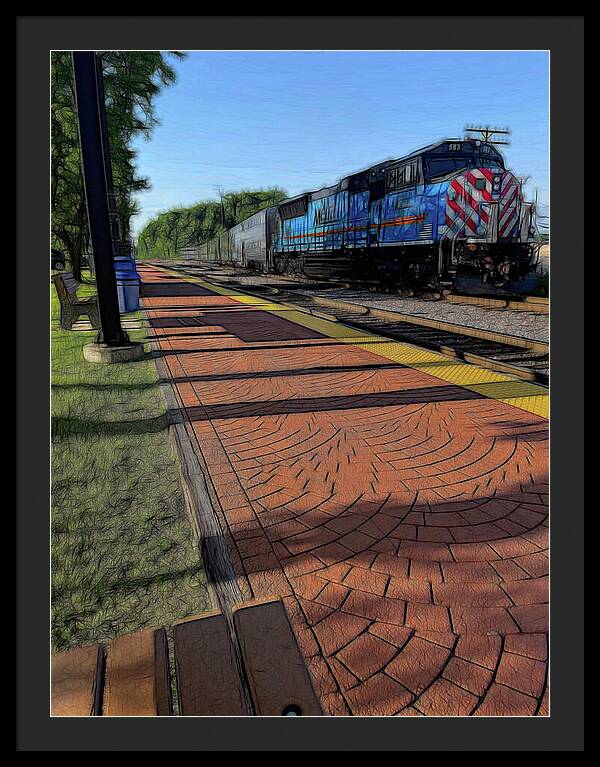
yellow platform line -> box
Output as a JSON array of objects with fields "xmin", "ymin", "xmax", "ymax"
[{"xmin": 147, "ymin": 265, "xmax": 549, "ymax": 419}]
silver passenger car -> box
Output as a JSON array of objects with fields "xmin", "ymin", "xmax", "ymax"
[{"xmin": 228, "ymin": 207, "xmax": 277, "ymax": 270}]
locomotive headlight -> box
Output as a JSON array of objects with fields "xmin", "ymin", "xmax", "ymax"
[{"xmin": 493, "ymin": 175, "xmax": 501, "ymax": 187}]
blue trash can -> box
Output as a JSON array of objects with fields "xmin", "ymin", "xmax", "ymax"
[
  {"xmin": 115, "ymin": 270, "xmax": 140, "ymax": 313},
  {"xmin": 114, "ymin": 255, "xmax": 137, "ymax": 274}
]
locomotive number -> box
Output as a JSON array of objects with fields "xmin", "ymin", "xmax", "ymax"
[{"xmin": 448, "ymin": 143, "xmax": 461, "ymax": 151}]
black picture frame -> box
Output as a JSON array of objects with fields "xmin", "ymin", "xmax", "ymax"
[{"xmin": 16, "ymin": 15, "xmax": 584, "ymax": 751}]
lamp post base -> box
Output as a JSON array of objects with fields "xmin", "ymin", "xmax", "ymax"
[{"xmin": 83, "ymin": 341, "xmax": 145, "ymax": 364}]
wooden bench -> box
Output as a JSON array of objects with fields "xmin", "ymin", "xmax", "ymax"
[
  {"xmin": 51, "ymin": 598, "xmax": 323, "ymax": 717},
  {"xmin": 53, "ymin": 272, "xmax": 100, "ymax": 330}
]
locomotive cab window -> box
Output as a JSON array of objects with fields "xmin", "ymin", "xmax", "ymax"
[
  {"xmin": 478, "ymin": 157, "xmax": 504, "ymax": 170},
  {"xmin": 423, "ymin": 156, "xmax": 470, "ymax": 181}
]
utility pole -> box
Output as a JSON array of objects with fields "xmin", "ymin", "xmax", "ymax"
[{"xmin": 72, "ymin": 51, "xmax": 142, "ymax": 361}]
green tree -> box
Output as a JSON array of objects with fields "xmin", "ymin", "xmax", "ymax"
[
  {"xmin": 137, "ymin": 188, "xmax": 288, "ymax": 261},
  {"xmin": 51, "ymin": 51, "xmax": 182, "ymax": 279}
]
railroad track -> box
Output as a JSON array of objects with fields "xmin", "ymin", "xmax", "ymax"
[
  {"xmin": 161, "ymin": 260, "xmax": 548, "ymax": 312},
  {"xmin": 345, "ymin": 281, "xmax": 548, "ymax": 313},
  {"xmin": 160, "ymin": 261, "xmax": 549, "ymax": 385}
]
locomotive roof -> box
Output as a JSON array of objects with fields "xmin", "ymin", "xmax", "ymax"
[
  {"xmin": 392, "ymin": 137, "xmax": 503, "ymax": 163},
  {"xmin": 347, "ymin": 137, "xmax": 503, "ymax": 174},
  {"xmin": 278, "ymin": 138, "xmax": 503, "ymax": 206}
]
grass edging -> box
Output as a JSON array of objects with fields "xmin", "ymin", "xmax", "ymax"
[{"xmin": 51, "ymin": 281, "xmax": 210, "ymax": 670}]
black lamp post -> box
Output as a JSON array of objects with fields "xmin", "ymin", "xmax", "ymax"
[{"xmin": 72, "ymin": 51, "xmax": 131, "ymax": 348}]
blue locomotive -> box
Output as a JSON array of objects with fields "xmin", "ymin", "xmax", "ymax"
[{"xmin": 197, "ymin": 136, "xmax": 541, "ymax": 294}]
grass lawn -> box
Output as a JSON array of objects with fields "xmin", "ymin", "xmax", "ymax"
[{"xmin": 51, "ymin": 278, "xmax": 209, "ymax": 652}]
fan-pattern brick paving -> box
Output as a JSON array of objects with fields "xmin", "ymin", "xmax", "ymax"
[{"xmin": 139, "ymin": 265, "xmax": 549, "ymax": 717}]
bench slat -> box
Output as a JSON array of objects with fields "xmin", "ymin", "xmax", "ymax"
[
  {"xmin": 53, "ymin": 273, "xmax": 79, "ymax": 304},
  {"xmin": 103, "ymin": 628, "xmax": 172, "ymax": 716},
  {"xmin": 173, "ymin": 610, "xmax": 247, "ymax": 716},
  {"xmin": 51, "ymin": 644, "xmax": 104, "ymax": 716},
  {"xmin": 53, "ymin": 272, "xmax": 92, "ymax": 303},
  {"xmin": 53, "ymin": 272, "xmax": 100, "ymax": 329},
  {"xmin": 233, "ymin": 598, "xmax": 323, "ymax": 716}
]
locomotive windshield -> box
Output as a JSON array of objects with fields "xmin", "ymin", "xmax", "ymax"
[
  {"xmin": 424, "ymin": 156, "xmax": 471, "ymax": 180},
  {"xmin": 424, "ymin": 153, "xmax": 504, "ymax": 181}
]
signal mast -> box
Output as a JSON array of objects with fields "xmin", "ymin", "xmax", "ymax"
[{"xmin": 464, "ymin": 125, "xmax": 511, "ymax": 145}]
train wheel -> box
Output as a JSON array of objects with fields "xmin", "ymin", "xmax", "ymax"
[
  {"xmin": 290, "ymin": 254, "xmax": 305, "ymax": 277},
  {"xmin": 272, "ymin": 254, "xmax": 287, "ymax": 275}
]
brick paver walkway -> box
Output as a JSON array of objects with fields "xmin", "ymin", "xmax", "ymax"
[{"xmin": 140, "ymin": 264, "xmax": 549, "ymax": 717}]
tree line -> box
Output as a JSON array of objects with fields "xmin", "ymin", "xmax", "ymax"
[
  {"xmin": 136, "ymin": 188, "xmax": 288, "ymax": 261},
  {"xmin": 51, "ymin": 51, "xmax": 182, "ymax": 279}
]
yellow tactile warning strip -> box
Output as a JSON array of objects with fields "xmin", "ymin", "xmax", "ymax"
[{"xmin": 151, "ymin": 265, "xmax": 548, "ymax": 419}]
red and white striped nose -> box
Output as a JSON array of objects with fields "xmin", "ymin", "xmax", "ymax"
[
  {"xmin": 498, "ymin": 171, "xmax": 522, "ymax": 238},
  {"xmin": 445, "ymin": 168, "xmax": 523, "ymax": 241},
  {"xmin": 445, "ymin": 169, "xmax": 494, "ymax": 238}
]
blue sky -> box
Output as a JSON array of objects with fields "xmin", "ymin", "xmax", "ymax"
[{"xmin": 131, "ymin": 51, "xmax": 549, "ymax": 236}]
